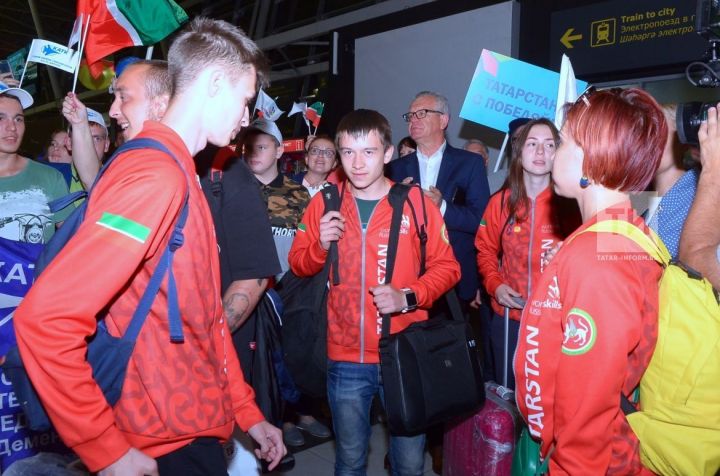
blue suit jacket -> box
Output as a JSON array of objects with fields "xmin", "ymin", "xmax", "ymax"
[{"xmin": 387, "ymin": 144, "xmax": 490, "ymax": 300}]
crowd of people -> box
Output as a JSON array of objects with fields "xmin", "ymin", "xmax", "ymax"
[{"xmin": 0, "ymin": 12, "xmax": 718, "ymax": 476}]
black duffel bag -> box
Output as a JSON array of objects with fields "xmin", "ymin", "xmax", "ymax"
[{"xmin": 378, "ymin": 184, "xmax": 485, "ymax": 435}]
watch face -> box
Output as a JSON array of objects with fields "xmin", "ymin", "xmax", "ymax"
[{"xmin": 406, "ymin": 291, "xmax": 418, "ymax": 308}]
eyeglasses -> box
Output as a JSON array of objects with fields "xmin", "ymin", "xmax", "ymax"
[
  {"xmin": 402, "ymin": 109, "xmax": 443, "ymax": 122},
  {"xmin": 309, "ymin": 147, "xmax": 336, "ymax": 158},
  {"xmin": 574, "ymin": 85, "xmax": 597, "ymax": 107}
]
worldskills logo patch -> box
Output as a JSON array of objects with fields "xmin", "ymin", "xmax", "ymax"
[
  {"xmin": 400, "ymin": 214, "xmax": 410, "ymax": 235},
  {"xmin": 561, "ymin": 308, "xmax": 596, "ymax": 355}
]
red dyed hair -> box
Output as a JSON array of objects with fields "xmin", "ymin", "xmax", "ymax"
[{"xmin": 564, "ymin": 88, "xmax": 667, "ymax": 192}]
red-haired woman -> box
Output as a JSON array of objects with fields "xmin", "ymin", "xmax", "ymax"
[
  {"xmin": 475, "ymin": 118, "xmax": 579, "ymax": 389},
  {"xmin": 515, "ymin": 88, "xmax": 667, "ymax": 475}
]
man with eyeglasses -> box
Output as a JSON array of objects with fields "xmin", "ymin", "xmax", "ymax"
[
  {"xmin": 388, "ymin": 91, "xmax": 490, "ymax": 472},
  {"xmin": 388, "ymin": 91, "xmax": 490, "ymax": 311}
]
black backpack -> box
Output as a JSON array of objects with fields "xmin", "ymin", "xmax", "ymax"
[
  {"xmin": 2, "ymin": 138, "xmax": 189, "ymax": 431},
  {"xmin": 275, "ymin": 183, "xmax": 342, "ymax": 399}
]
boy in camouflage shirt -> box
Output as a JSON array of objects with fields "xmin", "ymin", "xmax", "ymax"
[
  {"xmin": 243, "ymin": 119, "xmax": 309, "ymax": 281},
  {"xmin": 242, "ymin": 118, "xmax": 331, "ymax": 447}
]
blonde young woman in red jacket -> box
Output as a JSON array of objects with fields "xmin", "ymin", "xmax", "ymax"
[
  {"xmin": 475, "ymin": 118, "xmax": 579, "ymax": 389},
  {"xmin": 515, "ymin": 88, "xmax": 667, "ymax": 475}
]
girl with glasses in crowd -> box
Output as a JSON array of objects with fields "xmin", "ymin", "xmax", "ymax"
[
  {"xmin": 515, "ymin": 88, "xmax": 667, "ymax": 474},
  {"xmin": 475, "ymin": 118, "xmax": 580, "ymax": 389}
]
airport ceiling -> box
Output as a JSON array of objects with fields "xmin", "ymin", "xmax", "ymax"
[
  {"xmin": 0, "ymin": 0, "xmax": 390, "ymax": 110},
  {"xmin": 1, "ymin": 0, "xmax": 411, "ymax": 152}
]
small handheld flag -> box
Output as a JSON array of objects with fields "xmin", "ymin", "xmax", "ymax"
[
  {"xmin": 254, "ymin": 89, "xmax": 284, "ymax": 121},
  {"xmin": 289, "ymin": 101, "xmax": 311, "ymax": 133},
  {"xmin": 306, "ymin": 102, "xmax": 324, "ymax": 134}
]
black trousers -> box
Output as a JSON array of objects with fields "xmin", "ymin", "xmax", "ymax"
[{"xmin": 156, "ymin": 437, "xmax": 227, "ymax": 476}]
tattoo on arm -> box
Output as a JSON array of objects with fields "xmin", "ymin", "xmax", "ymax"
[{"xmin": 224, "ymin": 292, "xmax": 251, "ymax": 332}]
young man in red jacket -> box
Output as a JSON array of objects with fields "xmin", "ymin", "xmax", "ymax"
[
  {"xmin": 14, "ymin": 18, "xmax": 284, "ymax": 476},
  {"xmin": 289, "ymin": 109, "xmax": 460, "ymax": 475}
]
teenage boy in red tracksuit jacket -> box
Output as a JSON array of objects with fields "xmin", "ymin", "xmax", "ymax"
[{"xmin": 289, "ymin": 109, "xmax": 460, "ymax": 476}]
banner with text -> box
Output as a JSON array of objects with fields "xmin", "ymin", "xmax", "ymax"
[
  {"xmin": 460, "ymin": 49, "xmax": 587, "ymax": 133},
  {"xmin": 0, "ymin": 237, "xmax": 68, "ymax": 471}
]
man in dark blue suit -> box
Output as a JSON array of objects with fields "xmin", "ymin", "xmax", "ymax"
[{"xmin": 387, "ymin": 91, "xmax": 489, "ymax": 307}]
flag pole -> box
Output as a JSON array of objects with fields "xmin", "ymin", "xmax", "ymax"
[
  {"xmin": 18, "ymin": 59, "xmax": 29, "ymax": 88},
  {"xmin": 493, "ymin": 133, "xmax": 509, "ymax": 173},
  {"xmin": 145, "ymin": 46, "xmax": 154, "ymax": 60},
  {"xmin": 73, "ymin": 14, "xmax": 91, "ymax": 93}
]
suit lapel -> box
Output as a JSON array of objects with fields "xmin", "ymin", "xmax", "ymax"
[
  {"xmin": 435, "ymin": 145, "xmax": 454, "ymax": 192},
  {"xmin": 408, "ymin": 153, "xmax": 421, "ymax": 185}
]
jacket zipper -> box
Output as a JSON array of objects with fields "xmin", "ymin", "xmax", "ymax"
[
  {"xmin": 357, "ymin": 196, "xmax": 380, "ymax": 363},
  {"xmin": 527, "ymin": 197, "xmax": 536, "ymax": 298}
]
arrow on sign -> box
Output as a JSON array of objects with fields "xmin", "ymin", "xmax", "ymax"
[{"xmin": 560, "ymin": 28, "xmax": 583, "ymax": 49}]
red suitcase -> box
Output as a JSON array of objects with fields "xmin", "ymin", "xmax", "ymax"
[{"xmin": 443, "ymin": 307, "xmax": 521, "ymax": 476}]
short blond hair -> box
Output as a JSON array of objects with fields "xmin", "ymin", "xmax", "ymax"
[{"xmin": 168, "ymin": 17, "xmax": 269, "ymax": 96}]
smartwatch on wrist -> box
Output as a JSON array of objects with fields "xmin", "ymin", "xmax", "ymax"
[{"xmin": 401, "ymin": 288, "xmax": 418, "ymax": 313}]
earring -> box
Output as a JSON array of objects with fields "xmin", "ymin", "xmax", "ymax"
[{"xmin": 579, "ymin": 176, "xmax": 591, "ymax": 188}]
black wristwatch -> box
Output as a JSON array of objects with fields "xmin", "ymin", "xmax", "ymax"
[{"xmin": 401, "ymin": 288, "xmax": 418, "ymax": 313}]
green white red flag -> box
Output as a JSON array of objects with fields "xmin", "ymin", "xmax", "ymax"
[
  {"xmin": 75, "ymin": 0, "xmax": 188, "ymax": 76},
  {"xmin": 305, "ymin": 101, "xmax": 324, "ymax": 128}
]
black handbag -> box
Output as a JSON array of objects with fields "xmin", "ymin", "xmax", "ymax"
[{"xmin": 378, "ymin": 184, "xmax": 485, "ymax": 435}]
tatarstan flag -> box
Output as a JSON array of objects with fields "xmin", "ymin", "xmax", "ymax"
[
  {"xmin": 76, "ymin": 0, "xmax": 188, "ymax": 76},
  {"xmin": 305, "ymin": 102, "xmax": 324, "ymax": 128}
]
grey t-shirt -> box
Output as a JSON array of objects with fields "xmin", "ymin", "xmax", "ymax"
[{"xmin": 0, "ymin": 159, "xmax": 71, "ymax": 244}]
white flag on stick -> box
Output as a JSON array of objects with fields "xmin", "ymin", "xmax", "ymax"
[
  {"xmin": 555, "ymin": 54, "xmax": 581, "ymax": 129},
  {"xmin": 288, "ymin": 102, "xmax": 307, "ymax": 116},
  {"xmin": 289, "ymin": 101, "xmax": 311, "ymax": 133},
  {"xmin": 254, "ymin": 89, "xmax": 284, "ymax": 121},
  {"xmin": 25, "ymin": 39, "xmax": 80, "ymax": 74},
  {"xmin": 68, "ymin": 14, "xmax": 83, "ymax": 49}
]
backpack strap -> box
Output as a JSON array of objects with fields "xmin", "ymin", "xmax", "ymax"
[
  {"xmin": 570, "ymin": 220, "xmax": 670, "ymax": 267},
  {"xmin": 381, "ymin": 183, "xmax": 465, "ymax": 339},
  {"xmin": 48, "ymin": 139, "xmax": 174, "ymax": 213},
  {"xmin": 321, "ymin": 182, "xmax": 344, "ymax": 285},
  {"xmin": 381, "ymin": 183, "xmax": 413, "ymax": 338},
  {"xmin": 106, "ymin": 138, "xmax": 191, "ymax": 343},
  {"xmin": 48, "ymin": 190, "xmax": 87, "ymax": 213}
]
